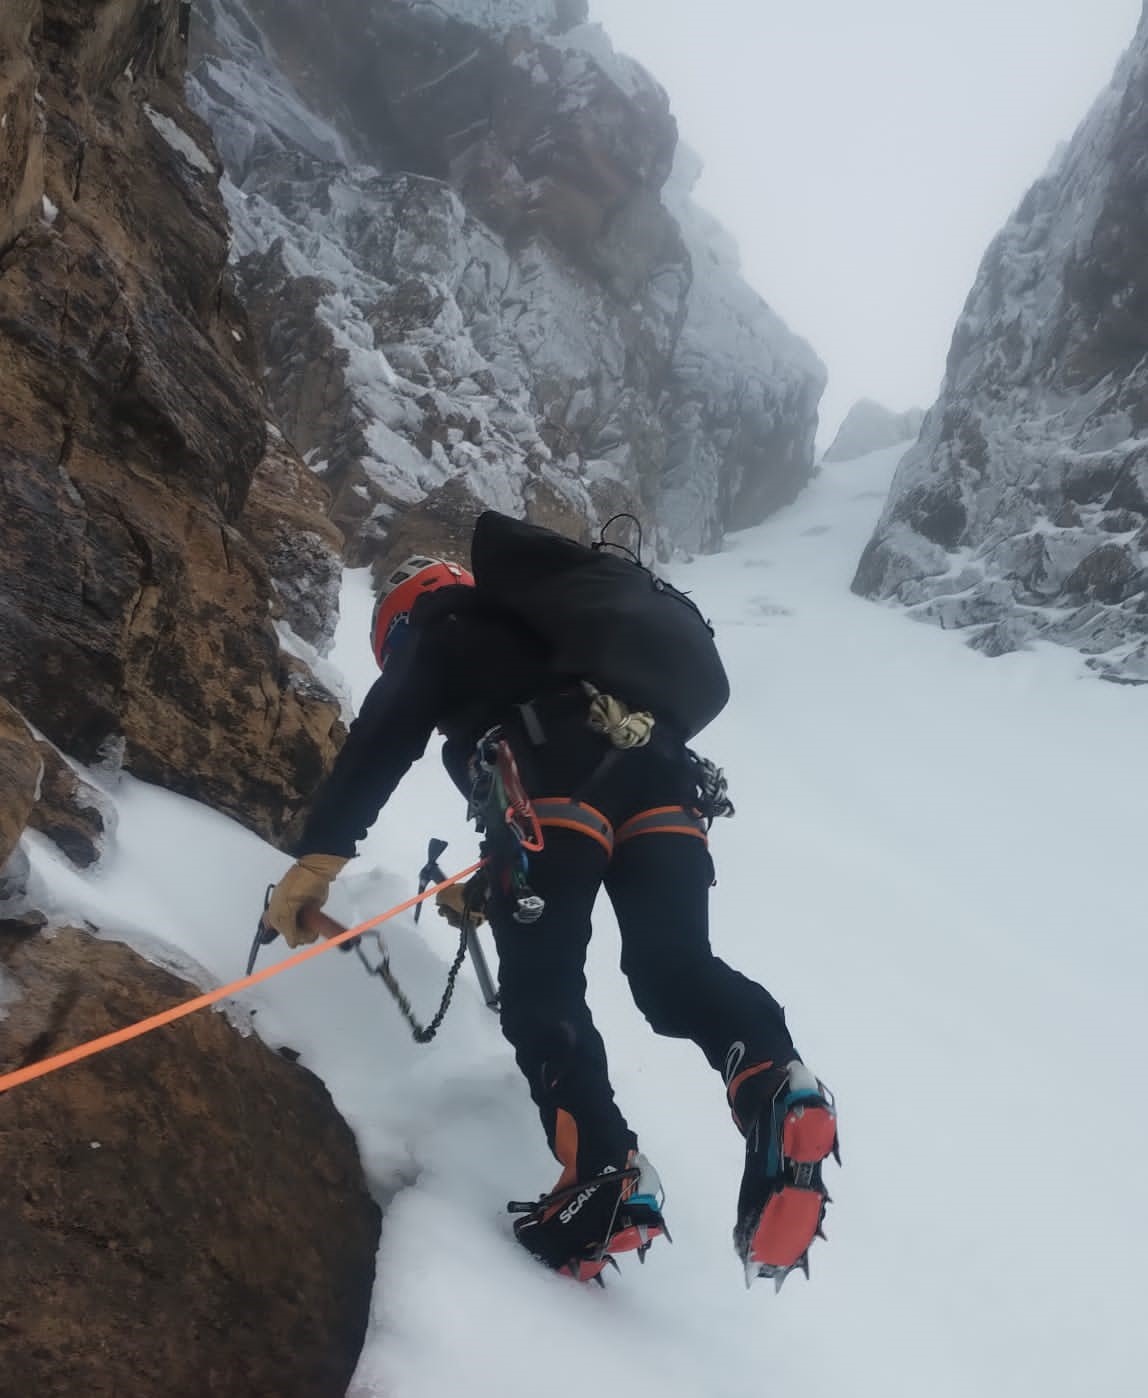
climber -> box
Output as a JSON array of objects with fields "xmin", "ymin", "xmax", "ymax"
[{"xmin": 260, "ymin": 513, "xmax": 837, "ymax": 1288}]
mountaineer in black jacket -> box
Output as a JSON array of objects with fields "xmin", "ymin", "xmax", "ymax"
[{"xmin": 262, "ymin": 523, "xmax": 837, "ymax": 1287}]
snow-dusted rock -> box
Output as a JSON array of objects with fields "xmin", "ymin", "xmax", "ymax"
[
  {"xmin": 854, "ymin": 11, "xmax": 1148, "ymax": 681},
  {"xmin": 662, "ymin": 145, "xmax": 825, "ymax": 550},
  {"xmin": 189, "ymin": 0, "xmax": 823, "ymax": 559},
  {"xmin": 823, "ymin": 400, "xmax": 924, "ymax": 464},
  {"xmin": 0, "ymin": 700, "xmax": 40, "ymax": 882}
]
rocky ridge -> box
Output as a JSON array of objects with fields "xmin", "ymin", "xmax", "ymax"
[
  {"xmin": 853, "ymin": 8, "xmax": 1148, "ymax": 681},
  {"xmin": 188, "ymin": 0, "xmax": 824, "ymax": 562}
]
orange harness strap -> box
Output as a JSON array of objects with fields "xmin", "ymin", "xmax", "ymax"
[
  {"xmin": 615, "ymin": 805, "xmax": 709, "ymax": 847},
  {"xmin": 533, "ymin": 798, "xmax": 615, "ymax": 858}
]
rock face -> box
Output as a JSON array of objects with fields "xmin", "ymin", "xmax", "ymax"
[
  {"xmin": 0, "ymin": 0, "xmax": 343, "ymax": 843},
  {"xmin": 189, "ymin": 0, "xmax": 823, "ymax": 561},
  {"xmin": 26, "ymin": 735, "xmax": 110, "ymax": 869},
  {"xmin": 853, "ymin": 10, "xmax": 1148, "ymax": 681},
  {"xmin": 0, "ymin": 699, "xmax": 42, "ymax": 885},
  {"xmin": 823, "ymin": 400, "xmax": 924, "ymax": 464},
  {"xmin": 243, "ymin": 426, "xmax": 345, "ymax": 652},
  {"xmin": 0, "ymin": 921, "xmax": 380, "ymax": 1398}
]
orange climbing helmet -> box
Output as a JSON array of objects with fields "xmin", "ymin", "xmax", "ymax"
[{"xmin": 370, "ymin": 556, "xmax": 474, "ymax": 670}]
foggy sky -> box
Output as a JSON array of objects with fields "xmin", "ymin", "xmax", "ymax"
[{"xmin": 589, "ymin": 0, "xmax": 1142, "ymax": 444}]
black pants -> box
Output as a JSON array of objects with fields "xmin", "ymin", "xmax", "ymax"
[{"xmin": 485, "ymin": 716, "xmax": 798, "ymax": 1182}]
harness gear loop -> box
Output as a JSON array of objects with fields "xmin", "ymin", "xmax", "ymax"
[{"xmin": 583, "ymin": 683, "xmax": 655, "ymax": 750}]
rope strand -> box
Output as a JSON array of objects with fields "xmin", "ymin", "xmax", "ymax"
[{"xmin": 0, "ymin": 860, "xmax": 481, "ymax": 1095}]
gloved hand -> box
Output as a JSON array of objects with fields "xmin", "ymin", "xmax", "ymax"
[
  {"xmin": 436, "ymin": 873, "xmax": 488, "ymax": 930},
  {"xmin": 264, "ymin": 854, "xmax": 349, "ymax": 947}
]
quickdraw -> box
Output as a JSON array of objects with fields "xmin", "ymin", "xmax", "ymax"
[
  {"xmin": 467, "ymin": 729, "xmax": 546, "ymax": 924},
  {"xmin": 469, "ymin": 730, "xmax": 544, "ymax": 853}
]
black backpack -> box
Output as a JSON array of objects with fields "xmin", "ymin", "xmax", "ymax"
[{"xmin": 470, "ymin": 512, "xmax": 729, "ymax": 741}]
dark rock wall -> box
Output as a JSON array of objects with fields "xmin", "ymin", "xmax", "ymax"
[{"xmin": 853, "ymin": 7, "xmax": 1148, "ymax": 681}]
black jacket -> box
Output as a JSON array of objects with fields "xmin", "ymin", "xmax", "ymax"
[{"xmin": 296, "ymin": 587, "xmax": 553, "ymax": 858}]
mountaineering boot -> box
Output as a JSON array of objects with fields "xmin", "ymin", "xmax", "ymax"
[
  {"xmin": 510, "ymin": 1151, "xmax": 669, "ymax": 1283},
  {"xmin": 730, "ymin": 1059, "xmax": 838, "ymax": 1290}
]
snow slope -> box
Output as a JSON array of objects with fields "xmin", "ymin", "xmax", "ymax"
[{"xmin": 19, "ymin": 443, "xmax": 1148, "ymax": 1396}]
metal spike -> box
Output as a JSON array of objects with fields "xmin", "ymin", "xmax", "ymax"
[
  {"xmin": 773, "ymin": 1269, "xmax": 788, "ymax": 1294},
  {"xmin": 744, "ymin": 1256, "xmax": 758, "ymax": 1290},
  {"xmin": 604, "ymin": 1253, "xmax": 621, "ymax": 1273},
  {"xmin": 636, "ymin": 1223, "xmax": 649, "ymax": 1248},
  {"xmin": 799, "ymin": 1254, "xmax": 811, "ymax": 1279}
]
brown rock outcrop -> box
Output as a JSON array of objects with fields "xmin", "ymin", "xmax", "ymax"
[
  {"xmin": 27, "ymin": 737, "xmax": 108, "ymax": 868},
  {"xmin": 0, "ymin": 1, "xmax": 342, "ymax": 843},
  {"xmin": 0, "ymin": 0, "xmax": 43, "ymax": 251},
  {"xmin": 0, "ymin": 698, "xmax": 42, "ymax": 873},
  {"xmin": 0, "ymin": 921, "xmax": 380, "ymax": 1398},
  {"xmin": 0, "ymin": 697, "xmax": 107, "ymax": 876}
]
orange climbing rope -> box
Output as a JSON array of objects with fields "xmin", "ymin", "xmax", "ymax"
[{"xmin": 0, "ymin": 860, "xmax": 481, "ymax": 1096}]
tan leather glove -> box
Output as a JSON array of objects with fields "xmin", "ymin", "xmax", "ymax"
[
  {"xmin": 264, "ymin": 854, "xmax": 349, "ymax": 947},
  {"xmin": 436, "ymin": 874, "xmax": 488, "ymax": 930}
]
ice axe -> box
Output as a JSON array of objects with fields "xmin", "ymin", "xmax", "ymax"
[
  {"xmin": 414, "ymin": 838, "xmax": 499, "ymax": 1012},
  {"xmin": 248, "ymin": 889, "xmax": 355, "ymax": 976}
]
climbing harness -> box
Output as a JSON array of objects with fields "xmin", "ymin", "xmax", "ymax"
[
  {"xmin": 533, "ymin": 797, "xmax": 614, "ymax": 858},
  {"xmin": 615, "ymin": 805, "xmax": 710, "ymax": 847}
]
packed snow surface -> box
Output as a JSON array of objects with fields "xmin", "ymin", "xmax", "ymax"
[{"xmin": 21, "ymin": 445, "xmax": 1147, "ymax": 1396}]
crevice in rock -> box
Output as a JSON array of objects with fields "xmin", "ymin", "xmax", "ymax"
[
  {"xmin": 72, "ymin": 139, "xmax": 86, "ymax": 203},
  {"xmin": 13, "ymin": 979, "xmax": 82, "ymax": 1071}
]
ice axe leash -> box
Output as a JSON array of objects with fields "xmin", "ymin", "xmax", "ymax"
[
  {"xmin": 249, "ymin": 840, "xmax": 499, "ymax": 1043},
  {"xmin": 0, "ymin": 860, "xmax": 481, "ymax": 1097}
]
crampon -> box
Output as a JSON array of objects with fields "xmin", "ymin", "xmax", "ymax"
[
  {"xmin": 734, "ymin": 1062, "xmax": 839, "ymax": 1292},
  {"xmin": 509, "ymin": 1152, "xmax": 669, "ymax": 1285}
]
